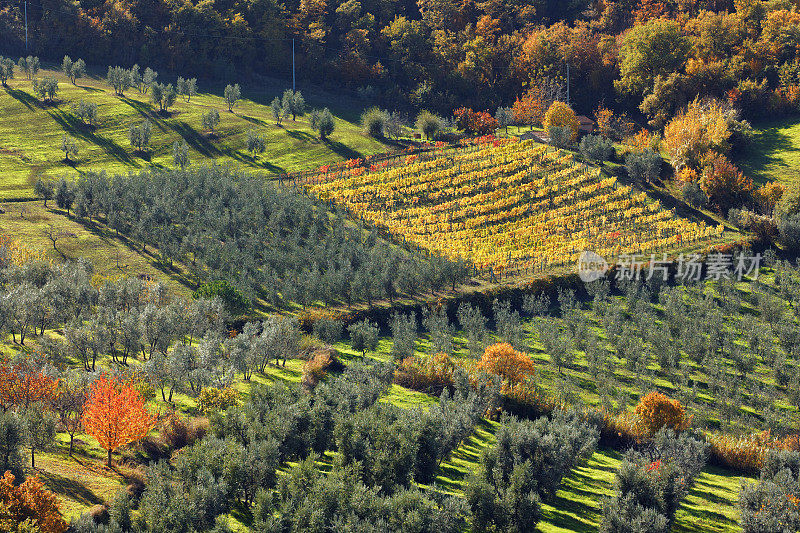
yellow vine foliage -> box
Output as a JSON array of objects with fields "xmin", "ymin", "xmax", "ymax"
[{"xmin": 543, "ymin": 101, "xmax": 579, "ymax": 141}]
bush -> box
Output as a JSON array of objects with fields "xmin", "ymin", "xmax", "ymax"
[
  {"xmin": 776, "ymin": 180, "xmax": 800, "ymax": 218},
  {"xmin": 159, "ymin": 412, "xmax": 208, "ymax": 451},
  {"xmin": 197, "ymin": 387, "xmax": 240, "ymax": 413},
  {"xmin": 543, "ymin": 101, "xmax": 579, "ymax": 142},
  {"xmin": 579, "ymin": 134, "xmax": 614, "ymax": 161},
  {"xmin": 633, "ymin": 392, "xmax": 691, "ymax": 438},
  {"xmin": 779, "ymin": 213, "xmax": 800, "ymax": 252},
  {"xmin": 548, "ymin": 125, "xmax": 572, "ymax": 147},
  {"xmin": 700, "ymin": 152, "xmax": 754, "ymax": 213},
  {"xmin": 625, "ymin": 149, "xmax": 662, "ymax": 182},
  {"xmin": 474, "ymin": 342, "xmax": 535, "ymax": 387},
  {"xmin": 0, "ymin": 471, "xmax": 68, "ymax": 533},
  {"xmin": 361, "ymin": 107, "xmax": 389, "ymax": 138},
  {"xmin": 301, "ymin": 348, "xmax": 344, "ymax": 390},
  {"xmin": 193, "ymin": 279, "xmax": 248, "ymax": 317},
  {"xmin": 681, "ymin": 180, "xmax": 708, "ymax": 207},
  {"xmin": 416, "ymin": 110, "xmax": 444, "ymax": 140},
  {"xmin": 394, "ymin": 353, "xmax": 456, "ymax": 396},
  {"xmin": 739, "ymin": 450, "xmax": 800, "ymax": 533}
]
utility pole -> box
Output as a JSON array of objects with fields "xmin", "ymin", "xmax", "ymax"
[
  {"xmin": 24, "ymin": 1, "xmax": 28, "ymax": 52},
  {"xmin": 292, "ymin": 38, "xmax": 295, "ymax": 92},
  {"xmin": 566, "ymin": 62, "xmax": 570, "ymax": 105}
]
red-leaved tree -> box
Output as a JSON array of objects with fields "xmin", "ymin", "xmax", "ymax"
[{"xmin": 81, "ymin": 376, "xmax": 156, "ymax": 466}]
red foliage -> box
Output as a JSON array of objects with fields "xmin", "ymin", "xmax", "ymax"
[
  {"xmin": 454, "ymin": 107, "xmax": 499, "ymax": 136},
  {"xmin": 81, "ymin": 375, "xmax": 156, "ymax": 465}
]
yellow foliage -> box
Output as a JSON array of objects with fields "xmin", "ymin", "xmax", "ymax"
[
  {"xmin": 543, "ymin": 101, "xmax": 579, "ymax": 141},
  {"xmin": 663, "ymin": 98, "xmax": 734, "ymax": 170}
]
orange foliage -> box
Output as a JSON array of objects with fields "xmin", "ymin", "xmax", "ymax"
[
  {"xmin": 706, "ymin": 430, "xmax": 780, "ymax": 473},
  {"xmin": 0, "ymin": 361, "xmax": 60, "ymax": 410},
  {"xmin": 753, "ymin": 182, "xmax": 785, "ymax": 214},
  {"xmin": 512, "ymin": 88, "xmax": 546, "ymax": 128},
  {"xmin": 81, "ymin": 376, "xmax": 156, "ymax": 465},
  {"xmin": 633, "ymin": 391, "xmax": 691, "ymax": 437},
  {"xmin": 475, "ymin": 342, "xmax": 535, "ymax": 385},
  {"xmin": 0, "ymin": 234, "xmax": 42, "ymax": 267},
  {"xmin": 0, "ymin": 471, "xmax": 67, "ymax": 533},
  {"xmin": 454, "ymin": 108, "xmax": 499, "ymax": 136},
  {"xmin": 624, "ymin": 128, "xmax": 658, "ymax": 154},
  {"xmin": 594, "ymin": 105, "xmax": 615, "ymax": 138},
  {"xmin": 700, "ymin": 153, "xmax": 754, "ymax": 212},
  {"xmin": 394, "ymin": 352, "xmax": 456, "ymax": 395},
  {"xmin": 543, "ymin": 101, "xmax": 579, "ymax": 141}
]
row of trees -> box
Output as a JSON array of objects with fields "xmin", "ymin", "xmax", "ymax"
[{"xmin": 41, "ymin": 166, "xmax": 471, "ymax": 307}]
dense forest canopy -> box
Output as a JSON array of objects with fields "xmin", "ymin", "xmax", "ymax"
[{"xmin": 2, "ymin": 0, "xmax": 800, "ymax": 117}]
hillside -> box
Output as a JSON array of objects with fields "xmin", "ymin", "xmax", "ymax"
[{"xmin": 0, "ymin": 65, "xmax": 391, "ymax": 200}]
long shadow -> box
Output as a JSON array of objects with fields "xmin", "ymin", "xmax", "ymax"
[
  {"xmin": 737, "ymin": 119, "xmax": 799, "ymax": 184},
  {"xmin": 285, "ymin": 129, "xmax": 318, "ymax": 143},
  {"xmin": 46, "ymin": 108, "xmax": 137, "ymax": 165},
  {"xmin": 219, "ymin": 146, "xmax": 284, "ymax": 174},
  {"xmin": 169, "ymin": 121, "xmax": 222, "ymax": 157},
  {"xmin": 240, "ymin": 114, "xmax": 268, "ymax": 127},
  {"xmin": 38, "ymin": 469, "xmax": 103, "ymax": 507},
  {"xmin": 325, "ymin": 139, "xmax": 363, "ymax": 160},
  {"xmin": 119, "ymin": 97, "xmax": 168, "ymax": 131},
  {"xmin": 6, "ymin": 88, "xmax": 41, "ymax": 110}
]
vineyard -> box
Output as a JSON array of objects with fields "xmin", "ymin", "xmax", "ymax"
[{"xmin": 297, "ymin": 138, "xmax": 727, "ymax": 278}]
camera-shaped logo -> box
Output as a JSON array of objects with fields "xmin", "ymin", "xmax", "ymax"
[{"xmin": 577, "ymin": 251, "xmax": 608, "ymax": 282}]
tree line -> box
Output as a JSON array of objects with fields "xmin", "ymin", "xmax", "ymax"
[{"xmin": 41, "ymin": 166, "xmax": 471, "ymax": 308}]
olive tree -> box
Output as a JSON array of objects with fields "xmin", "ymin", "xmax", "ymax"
[
  {"xmin": 224, "ymin": 84, "xmax": 241, "ymax": 111},
  {"xmin": 202, "ymin": 109, "xmax": 221, "ymax": 135}
]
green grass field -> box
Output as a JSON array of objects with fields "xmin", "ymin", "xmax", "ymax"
[
  {"xmin": 737, "ymin": 117, "xmax": 800, "ymax": 186},
  {"xmin": 0, "ymin": 66, "xmax": 391, "ymax": 200}
]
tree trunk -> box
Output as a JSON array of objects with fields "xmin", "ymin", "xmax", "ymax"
[
  {"xmin": 107, "ymin": 448, "xmax": 112, "ymax": 466},
  {"xmin": 31, "ymin": 447, "xmax": 35, "ymax": 469}
]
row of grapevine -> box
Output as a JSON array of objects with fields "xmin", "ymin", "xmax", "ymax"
[{"xmin": 300, "ymin": 138, "xmax": 725, "ymax": 277}]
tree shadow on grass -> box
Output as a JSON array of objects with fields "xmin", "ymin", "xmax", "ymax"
[
  {"xmin": 6, "ymin": 88, "xmax": 41, "ymax": 110},
  {"xmin": 240, "ymin": 114, "xmax": 268, "ymax": 127},
  {"xmin": 38, "ymin": 469, "xmax": 104, "ymax": 507},
  {"xmin": 285, "ymin": 128, "xmax": 318, "ymax": 143},
  {"xmin": 46, "ymin": 108, "xmax": 138, "ymax": 166},
  {"xmin": 219, "ymin": 146, "xmax": 284, "ymax": 174},
  {"xmin": 168, "ymin": 121, "xmax": 221, "ymax": 158},
  {"xmin": 325, "ymin": 139, "xmax": 363, "ymax": 160},
  {"xmin": 119, "ymin": 96, "xmax": 166, "ymax": 130},
  {"xmin": 737, "ymin": 120, "xmax": 799, "ymax": 184}
]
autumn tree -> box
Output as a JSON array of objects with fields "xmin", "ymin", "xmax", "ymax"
[
  {"xmin": 701, "ymin": 153, "xmax": 754, "ymax": 213},
  {"xmin": 0, "ymin": 471, "xmax": 67, "ymax": 533},
  {"xmin": 634, "ymin": 391, "xmax": 691, "ymax": 437},
  {"xmin": 81, "ymin": 376, "xmax": 156, "ymax": 466},
  {"xmin": 663, "ymin": 98, "xmax": 740, "ymax": 170},
  {"xmin": 51, "ymin": 376, "xmax": 88, "ymax": 456},
  {"xmin": 616, "ymin": 19, "xmax": 690, "ymax": 96},
  {"xmin": 0, "ymin": 362, "xmax": 59, "ymax": 411},
  {"xmin": 543, "ymin": 101, "xmax": 579, "ymax": 142},
  {"xmin": 475, "ymin": 342, "xmax": 535, "ymax": 386}
]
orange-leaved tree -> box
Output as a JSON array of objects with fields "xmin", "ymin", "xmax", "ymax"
[
  {"xmin": 634, "ymin": 391, "xmax": 691, "ymax": 438},
  {"xmin": 82, "ymin": 375, "xmax": 156, "ymax": 466},
  {"xmin": 0, "ymin": 471, "xmax": 67, "ymax": 533},
  {"xmin": 0, "ymin": 361, "xmax": 60, "ymax": 410},
  {"xmin": 475, "ymin": 342, "xmax": 535, "ymax": 386}
]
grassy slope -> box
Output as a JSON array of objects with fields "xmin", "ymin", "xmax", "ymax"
[
  {"xmin": 737, "ymin": 117, "xmax": 800, "ymax": 186},
  {"xmin": 0, "ymin": 200, "xmax": 193, "ymax": 297},
  {"xmin": 0, "ymin": 66, "xmax": 390, "ymax": 200}
]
